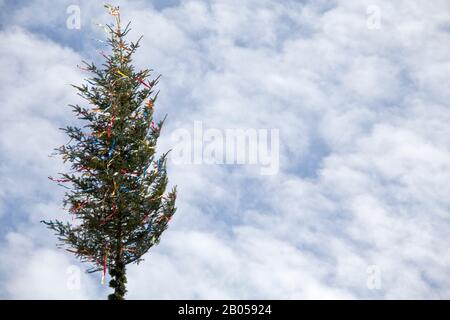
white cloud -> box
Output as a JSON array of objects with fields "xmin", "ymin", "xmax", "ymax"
[
  {"xmin": 0, "ymin": 232, "xmax": 98, "ymax": 299},
  {"xmin": 0, "ymin": 0, "xmax": 450, "ymax": 299}
]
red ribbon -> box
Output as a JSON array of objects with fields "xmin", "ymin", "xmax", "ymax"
[
  {"xmin": 107, "ymin": 116, "xmax": 116, "ymax": 139},
  {"xmin": 136, "ymin": 76, "xmax": 151, "ymax": 89},
  {"xmin": 142, "ymin": 212, "xmax": 151, "ymax": 224},
  {"xmin": 48, "ymin": 176, "xmax": 71, "ymax": 183},
  {"xmin": 120, "ymin": 169, "xmax": 139, "ymax": 176},
  {"xmin": 100, "ymin": 203, "xmax": 117, "ymax": 225},
  {"xmin": 79, "ymin": 166, "xmax": 92, "ymax": 172},
  {"xmin": 102, "ymin": 251, "xmax": 107, "ymax": 284}
]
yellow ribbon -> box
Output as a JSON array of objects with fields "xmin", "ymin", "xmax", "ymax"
[
  {"xmin": 92, "ymin": 130, "xmax": 107, "ymax": 138},
  {"xmin": 112, "ymin": 179, "xmax": 118, "ymax": 196},
  {"xmin": 115, "ymin": 69, "xmax": 128, "ymax": 78}
]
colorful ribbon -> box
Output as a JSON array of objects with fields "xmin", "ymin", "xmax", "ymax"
[
  {"xmin": 91, "ymin": 138, "xmax": 102, "ymax": 146},
  {"xmin": 142, "ymin": 212, "xmax": 151, "ymax": 224},
  {"xmin": 141, "ymin": 163, "xmax": 149, "ymax": 180},
  {"xmin": 117, "ymin": 42, "xmax": 131, "ymax": 52},
  {"xmin": 157, "ymin": 159, "xmax": 166, "ymax": 173},
  {"xmin": 104, "ymin": 103, "xmax": 113, "ymax": 112},
  {"xmin": 120, "ymin": 169, "xmax": 139, "ymax": 176},
  {"xmin": 107, "ymin": 115, "xmax": 116, "ymax": 139},
  {"xmin": 101, "ymin": 249, "xmax": 108, "ymax": 285},
  {"xmin": 107, "ymin": 140, "xmax": 116, "ymax": 159},
  {"xmin": 115, "ymin": 69, "xmax": 128, "ymax": 78},
  {"xmin": 69, "ymin": 200, "xmax": 88, "ymax": 213},
  {"xmin": 112, "ymin": 179, "xmax": 118, "ymax": 196},
  {"xmin": 76, "ymin": 65, "xmax": 90, "ymax": 72},
  {"xmin": 48, "ymin": 176, "xmax": 71, "ymax": 183},
  {"xmin": 101, "ymin": 203, "xmax": 117, "ymax": 225},
  {"xmin": 106, "ymin": 5, "xmax": 120, "ymax": 16},
  {"xmin": 136, "ymin": 76, "xmax": 151, "ymax": 89},
  {"xmin": 145, "ymin": 99, "xmax": 154, "ymax": 109}
]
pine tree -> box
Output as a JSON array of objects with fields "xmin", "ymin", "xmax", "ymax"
[{"xmin": 42, "ymin": 5, "xmax": 177, "ymax": 300}]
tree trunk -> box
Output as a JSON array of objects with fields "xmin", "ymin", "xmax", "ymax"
[
  {"xmin": 108, "ymin": 220, "xmax": 127, "ymax": 300},
  {"xmin": 108, "ymin": 259, "xmax": 127, "ymax": 300}
]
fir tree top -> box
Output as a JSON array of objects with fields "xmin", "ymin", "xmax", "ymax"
[{"xmin": 43, "ymin": 4, "xmax": 177, "ymax": 299}]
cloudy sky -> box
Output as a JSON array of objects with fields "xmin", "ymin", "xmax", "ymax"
[{"xmin": 0, "ymin": 0, "xmax": 449, "ymax": 299}]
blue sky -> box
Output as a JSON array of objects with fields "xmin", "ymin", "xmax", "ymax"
[{"xmin": 0, "ymin": 0, "xmax": 450, "ymax": 299}]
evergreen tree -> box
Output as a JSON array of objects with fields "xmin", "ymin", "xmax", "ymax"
[{"xmin": 42, "ymin": 5, "xmax": 177, "ymax": 300}]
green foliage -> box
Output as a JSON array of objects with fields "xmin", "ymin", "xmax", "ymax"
[{"xmin": 42, "ymin": 6, "xmax": 177, "ymax": 299}]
